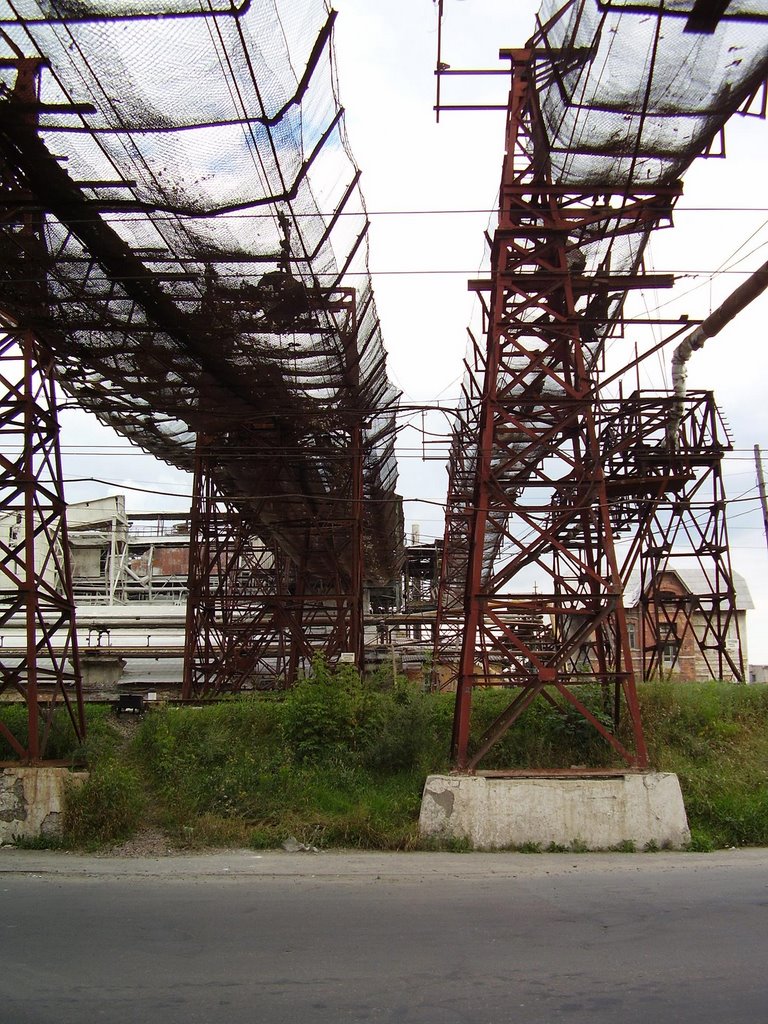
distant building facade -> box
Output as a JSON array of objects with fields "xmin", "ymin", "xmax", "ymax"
[{"xmin": 624, "ymin": 565, "xmax": 753, "ymax": 683}]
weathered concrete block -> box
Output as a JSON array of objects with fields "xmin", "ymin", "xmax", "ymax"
[
  {"xmin": 80, "ymin": 654, "xmax": 126, "ymax": 690},
  {"xmin": 0, "ymin": 767, "xmax": 87, "ymax": 843},
  {"xmin": 419, "ymin": 773, "xmax": 690, "ymax": 850}
]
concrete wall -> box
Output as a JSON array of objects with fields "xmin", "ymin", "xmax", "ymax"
[
  {"xmin": 0, "ymin": 767, "xmax": 87, "ymax": 842},
  {"xmin": 68, "ymin": 495, "xmax": 127, "ymax": 530},
  {"xmin": 72, "ymin": 543, "xmax": 104, "ymax": 578},
  {"xmin": 419, "ymin": 773, "xmax": 691, "ymax": 851}
]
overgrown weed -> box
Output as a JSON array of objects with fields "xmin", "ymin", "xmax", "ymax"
[
  {"xmin": 63, "ymin": 759, "xmax": 146, "ymax": 846},
  {"xmin": 6, "ymin": 672, "xmax": 766, "ymax": 852}
]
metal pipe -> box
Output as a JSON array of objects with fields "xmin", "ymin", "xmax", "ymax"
[{"xmin": 666, "ymin": 259, "xmax": 768, "ymax": 446}]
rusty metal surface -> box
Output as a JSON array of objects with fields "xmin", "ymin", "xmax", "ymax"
[
  {"xmin": 0, "ymin": 0, "xmax": 405, "ymax": 724},
  {"xmin": 435, "ymin": 3, "xmax": 768, "ymax": 770},
  {"xmin": 0, "ymin": 328, "xmax": 86, "ymax": 760}
]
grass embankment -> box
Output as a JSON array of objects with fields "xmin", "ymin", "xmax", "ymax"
[{"xmin": 3, "ymin": 666, "xmax": 768, "ymax": 851}]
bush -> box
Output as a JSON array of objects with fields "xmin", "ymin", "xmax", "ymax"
[
  {"xmin": 0, "ymin": 702, "xmax": 111, "ymax": 762},
  {"xmin": 63, "ymin": 759, "xmax": 145, "ymax": 845},
  {"xmin": 360, "ymin": 686, "xmax": 444, "ymax": 773},
  {"xmin": 134, "ymin": 697, "xmax": 283, "ymax": 818},
  {"xmin": 465, "ymin": 686, "xmax": 621, "ymax": 770},
  {"xmin": 15, "ymin": 675, "xmax": 768, "ymax": 853},
  {"xmin": 282, "ymin": 656, "xmax": 367, "ymax": 763},
  {"xmin": 0, "ymin": 705, "xmax": 30, "ymax": 759},
  {"xmin": 638, "ymin": 680, "xmax": 768, "ymax": 848}
]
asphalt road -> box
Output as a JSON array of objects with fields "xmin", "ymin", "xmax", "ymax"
[{"xmin": 1, "ymin": 848, "xmax": 767, "ymax": 1024}]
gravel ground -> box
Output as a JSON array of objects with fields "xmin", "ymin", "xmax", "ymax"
[{"xmin": 2, "ymin": 845, "xmax": 766, "ymax": 880}]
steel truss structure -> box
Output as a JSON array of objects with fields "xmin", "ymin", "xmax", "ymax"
[
  {"xmin": 435, "ymin": 0, "xmax": 768, "ymax": 771},
  {"xmin": 449, "ymin": 54, "xmax": 663, "ymax": 769},
  {"xmin": 595, "ymin": 390, "xmax": 745, "ymax": 681},
  {"xmin": 634, "ymin": 394, "xmax": 745, "ymax": 682},
  {"xmin": 0, "ymin": 326, "xmax": 85, "ymax": 761},
  {"xmin": 0, "ymin": 0, "xmax": 403, "ymax": 746},
  {"xmin": 432, "ymin": 342, "xmax": 483, "ymax": 689},
  {"xmin": 0, "ymin": 57, "xmax": 85, "ymax": 760},
  {"xmin": 1, "ymin": 0, "xmax": 766, "ymax": 766},
  {"xmin": 182, "ymin": 422, "xmax": 364, "ymax": 696}
]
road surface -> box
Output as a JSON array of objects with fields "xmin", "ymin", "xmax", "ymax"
[{"xmin": 1, "ymin": 848, "xmax": 767, "ymax": 1023}]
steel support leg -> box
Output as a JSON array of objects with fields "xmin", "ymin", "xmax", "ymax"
[{"xmin": 0, "ymin": 327, "xmax": 85, "ymax": 761}]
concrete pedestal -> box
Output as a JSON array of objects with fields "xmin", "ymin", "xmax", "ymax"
[
  {"xmin": 419, "ymin": 772, "xmax": 690, "ymax": 851},
  {"xmin": 80, "ymin": 653, "xmax": 126, "ymax": 690},
  {"xmin": 0, "ymin": 766, "xmax": 87, "ymax": 842}
]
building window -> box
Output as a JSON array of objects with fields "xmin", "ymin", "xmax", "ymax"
[
  {"xmin": 661, "ymin": 640, "xmax": 680, "ymax": 672},
  {"xmin": 627, "ymin": 621, "xmax": 637, "ymax": 650}
]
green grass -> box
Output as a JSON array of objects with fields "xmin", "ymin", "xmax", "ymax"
[
  {"xmin": 6, "ymin": 673, "xmax": 768, "ymax": 852},
  {"xmin": 639, "ymin": 680, "xmax": 768, "ymax": 850},
  {"xmin": 133, "ymin": 679, "xmax": 437, "ymax": 851},
  {"xmin": 0, "ymin": 701, "xmax": 116, "ymax": 762}
]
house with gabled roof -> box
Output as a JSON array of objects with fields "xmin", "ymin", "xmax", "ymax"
[{"xmin": 623, "ymin": 562, "xmax": 753, "ymax": 683}]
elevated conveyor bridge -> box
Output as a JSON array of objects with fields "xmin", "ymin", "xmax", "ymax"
[
  {"xmin": 0, "ymin": 0, "xmax": 402, "ymax": 759},
  {"xmin": 1, "ymin": 0, "xmax": 767, "ymax": 765}
]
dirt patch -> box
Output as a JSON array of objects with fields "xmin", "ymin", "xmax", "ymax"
[
  {"xmin": 109, "ymin": 713, "xmax": 144, "ymax": 742},
  {"xmin": 102, "ymin": 827, "xmax": 177, "ymax": 858}
]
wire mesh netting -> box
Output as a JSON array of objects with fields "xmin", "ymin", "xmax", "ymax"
[
  {"xmin": 538, "ymin": 0, "xmax": 768, "ymax": 186},
  {"xmin": 442, "ymin": 0, "xmax": 768, "ymax": 591},
  {"xmin": 0, "ymin": 0, "xmax": 403, "ymax": 583}
]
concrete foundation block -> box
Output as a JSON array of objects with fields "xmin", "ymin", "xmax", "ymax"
[
  {"xmin": 419, "ymin": 772, "xmax": 690, "ymax": 851},
  {"xmin": 0, "ymin": 766, "xmax": 87, "ymax": 843},
  {"xmin": 80, "ymin": 654, "xmax": 126, "ymax": 690}
]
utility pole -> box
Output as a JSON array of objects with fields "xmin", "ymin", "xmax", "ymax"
[{"xmin": 755, "ymin": 445, "xmax": 768, "ymax": 553}]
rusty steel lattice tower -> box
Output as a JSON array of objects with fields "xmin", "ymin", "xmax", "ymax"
[
  {"xmin": 437, "ymin": 0, "xmax": 768, "ymax": 770},
  {"xmin": 183, "ymin": 286, "xmax": 370, "ymax": 696},
  {"xmin": 449, "ymin": 50, "xmax": 664, "ymax": 770},
  {"xmin": 0, "ymin": 326, "xmax": 86, "ymax": 761},
  {"xmin": 0, "ymin": 58, "xmax": 85, "ymax": 761}
]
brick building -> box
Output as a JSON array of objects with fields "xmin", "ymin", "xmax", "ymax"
[{"xmin": 624, "ymin": 564, "xmax": 753, "ymax": 682}]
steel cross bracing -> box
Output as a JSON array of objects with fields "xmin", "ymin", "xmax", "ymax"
[
  {"xmin": 182, "ymin": 418, "xmax": 365, "ymax": 695},
  {"xmin": 431, "ymin": 331, "xmax": 484, "ymax": 688},
  {"xmin": 0, "ymin": 325, "xmax": 86, "ymax": 762},
  {"xmin": 0, "ymin": 65, "xmax": 85, "ymax": 760},
  {"xmin": 0, "ymin": 0, "xmax": 404, "ymax": 738},
  {"xmin": 631, "ymin": 393, "xmax": 746, "ymax": 683},
  {"xmin": 436, "ymin": 0, "xmax": 768, "ymax": 771},
  {"xmin": 449, "ymin": 51, "xmax": 657, "ymax": 770},
  {"xmin": 0, "ymin": 4, "xmax": 402, "ymax": 579},
  {"xmin": 182, "ymin": 286, "xmax": 368, "ymax": 693}
]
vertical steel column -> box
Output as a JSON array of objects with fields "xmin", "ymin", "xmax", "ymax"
[
  {"xmin": 0, "ymin": 57, "xmax": 84, "ymax": 760},
  {"xmin": 0, "ymin": 327, "xmax": 85, "ymax": 761},
  {"xmin": 337, "ymin": 287, "xmax": 365, "ymax": 672},
  {"xmin": 432, "ymin": 347, "xmax": 483, "ymax": 690},
  {"xmin": 182, "ymin": 438, "xmax": 293, "ymax": 695},
  {"xmin": 348, "ymin": 415, "xmax": 365, "ymax": 670},
  {"xmin": 182, "ymin": 425, "xmax": 365, "ymax": 695},
  {"xmin": 182, "ymin": 438, "xmax": 219, "ymax": 698},
  {"xmin": 450, "ymin": 52, "xmax": 650, "ymax": 770}
]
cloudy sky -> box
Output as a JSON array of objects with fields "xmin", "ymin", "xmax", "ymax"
[{"xmin": 59, "ymin": 0, "xmax": 768, "ymax": 662}]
